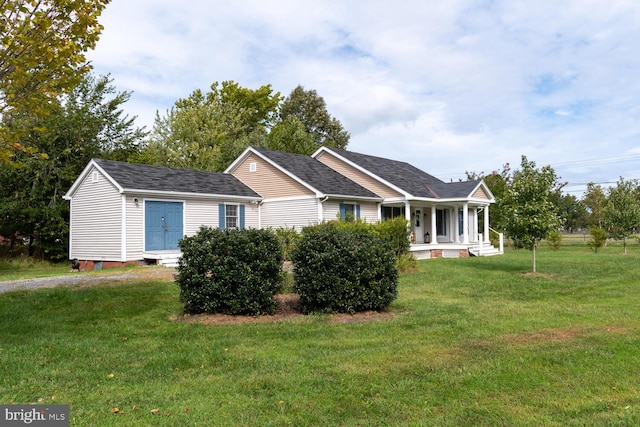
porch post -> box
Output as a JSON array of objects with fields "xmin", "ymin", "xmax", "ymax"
[
  {"xmin": 454, "ymin": 206, "xmax": 460, "ymax": 243},
  {"xmin": 462, "ymin": 203, "xmax": 469, "ymax": 244},
  {"xmin": 484, "ymin": 206, "xmax": 490, "ymax": 243},
  {"xmin": 430, "ymin": 206, "xmax": 437, "ymax": 245},
  {"xmin": 404, "ymin": 201, "xmax": 411, "ymax": 242},
  {"xmin": 474, "ymin": 208, "xmax": 479, "ymax": 242}
]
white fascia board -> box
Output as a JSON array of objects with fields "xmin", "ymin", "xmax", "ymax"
[
  {"xmin": 64, "ymin": 159, "xmax": 124, "ymax": 199},
  {"xmin": 477, "ymin": 180, "xmax": 496, "ymax": 202},
  {"xmin": 122, "ymin": 189, "xmax": 262, "ymax": 202},
  {"xmin": 325, "ymin": 194, "xmax": 384, "ymax": 202},
  {"xmin": 260, "ymin": 194, "xmax": 318, "ymax": 203},
  {"xmin": 224, "ymin": 146, "xmax": 254, "ymax": 173},
  {"xmin": 314, "ymin": 147, "xmax": 412, "ymax": 198}
]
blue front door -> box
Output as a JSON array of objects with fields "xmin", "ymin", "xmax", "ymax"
[{"xmin": 145, "ymin": 201, "xmax": 184, "ymax": 251}]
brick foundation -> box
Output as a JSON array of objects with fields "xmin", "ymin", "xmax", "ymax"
[{"xmin": 76, "ymin": 260, "xmax": 139, "ymax": 271}]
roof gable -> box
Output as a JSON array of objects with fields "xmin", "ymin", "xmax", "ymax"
[
  {"xmin": 315, "ymin": 147, "xmax": 445, "ymax": 198},
  {"xmin": 237, "ymin": 147, "xmax": 381, "ymax": 199},
  {"xmin": 66, "ymin": 159, "xmax": 261, "ymax": 199}
]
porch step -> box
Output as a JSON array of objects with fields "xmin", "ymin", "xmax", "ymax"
[
  {"xmin": 469, "ymin": 243, "xmax": 501, "ymax": 257},
  {"xmin": 143, "ymin": 251, "xmax": 182, "ymax": 268}
]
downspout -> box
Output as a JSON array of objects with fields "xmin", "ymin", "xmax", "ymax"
[{"xmin": 318, "ymin": 195, "xmax": 329, "ymax": 223}]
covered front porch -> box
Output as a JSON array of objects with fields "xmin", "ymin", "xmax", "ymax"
[{"xmin": 382, "ymin": 201, "xmax": 503, "ymax": 259}]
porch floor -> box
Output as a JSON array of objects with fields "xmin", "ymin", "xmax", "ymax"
[
  {"xmin": 409, "ymin": 242, "xmax": 500, "ymax": 259},
  {"xmin": 142, "ymin": 250, "xmax": 182, "ymax": 267}
]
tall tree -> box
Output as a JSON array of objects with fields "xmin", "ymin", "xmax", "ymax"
[
  {"xmin": 501, "ymin": 156, "xmax": 563, "ymax": 273},
  {"xmin": 554, "ymin": 194, "xmax": 588, "ymax": 232},
  {"xmin": 138, "ymin": 81, "xmax": 280, "ymax": 171},
  {"xmin": 0, "ymin": 74, "xmax": 145, "ymax": 260},
  {"xmin": 279, "ymin": 85, "xmax": 350, "ymax": 150},
  {"xmin": 582, "ymin": 182, "xmax": 608, "ymax": 227},
  {"xmin": 265, "ymin": 116, "xmax": 316, "ymax": 155},
  {"xmin": 603, "ymin": 177, "xmax": 640, "ymax": 254},
  {"xmin": 0, "ymin": 0, "xmax": 110, "ymax": 164}
]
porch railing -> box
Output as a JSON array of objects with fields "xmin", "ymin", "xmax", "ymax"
[
  {"xmin": 489, "ymin": 227, "xmax": 504, "ymax": 254},
  {"xmin": 477, "ymin": 228, "xmax": 504, "ymax": 255}
]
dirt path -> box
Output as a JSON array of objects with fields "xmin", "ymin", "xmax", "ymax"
[{"xmin": 0, "ymin": 267, "xmax": 176, "ymax": 294}]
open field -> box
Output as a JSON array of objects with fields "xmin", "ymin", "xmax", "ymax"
[{"xmin": 1, "ymin": 242, "xmax": 639, "ymax": 426}]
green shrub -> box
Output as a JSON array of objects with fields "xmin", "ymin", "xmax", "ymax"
[
  {"xmin": 176, "ymin": 227, "xmax": 283, "ymax": 315},
  {"xmin": 292, "ymin": 222, "xmax": 398, "ymax": 314},
  {"xmin": 547, "ymin": 230, "xmax": 563, "ymax": 251},
  {"xmin": 273, "ymin": 226, "xmax": 300, "ymax": 262},
  {"xmin": 372, "ymin": 217, "xmax": 411, "ymax": 256},
  {"xmin": 588, "ymin": 226, "xmax": 608, "ymax": 253}
]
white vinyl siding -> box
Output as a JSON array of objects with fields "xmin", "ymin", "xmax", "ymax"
[
  {"xmin": 261, "ymin": 198, "xmax": 318, "ymax": 231},
  {"xmin": 185, "ymin": 199, "xmax": 259, "ymax": 233},
  {"xmin": 126, "ymin": 196, "xmax": 144, "ymax": 260},
  {"xmin": 184, "ymin": 199, "xmax": 219, "ymax": 236},
  {"xmin": 323, "ymin": 201, "xmax": 378, "ymax": 223},
  {"xmin": 69, "ymin": 167, "xmax": 123, "ymax": 260}
]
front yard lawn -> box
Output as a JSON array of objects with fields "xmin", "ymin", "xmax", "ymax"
[{"xmin": 1, "ymin": 243, "xmax": 639, "ymax": 426}]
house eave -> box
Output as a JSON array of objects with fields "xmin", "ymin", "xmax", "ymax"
[
  {"xmin": 121, "ymin": 188, "xmax": 262, "ymax": 202},
  {"xmin": 324, "ymin": 194, "xmax": 384, "ymax": 202}
]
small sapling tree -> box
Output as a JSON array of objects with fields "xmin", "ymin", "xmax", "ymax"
[{"xmin": 502, "ymin": 156, "xmax": 563, "ymax": 273}]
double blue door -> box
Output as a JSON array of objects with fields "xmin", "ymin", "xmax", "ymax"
[{"xmin": 145, "ymin": 201, "xmax": 184, "ymax": 251}]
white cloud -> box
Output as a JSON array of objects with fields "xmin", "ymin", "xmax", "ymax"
[{"xmin": 87, "ymin": 0, "xmax": 640, "ymax": 194}]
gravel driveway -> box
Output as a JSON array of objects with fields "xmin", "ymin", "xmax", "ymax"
[{"xmin": 0, "ymin": 268, "xmax": 175, "ymax": 294}]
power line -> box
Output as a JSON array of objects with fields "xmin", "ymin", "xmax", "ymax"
[{"xmin": 434, "ymin": 153, "xmax": 640, "ymax": 180}]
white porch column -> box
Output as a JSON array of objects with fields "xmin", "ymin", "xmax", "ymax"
[
  {"xmin": 484, "ymin": 206, "xmax": 490, "ymax": 243},
  {"xmin": 430, "ymin": 206, "xmax": 437, "ymax": 245},
  {"xmin": 474, "ymin": 208, "xmax": 479, "ymax": 242},
  {"xmin": 462, "ymin": 203, "xmax": 469, "ymax": 244},
  {"xmin": 404, "ymin": 201, "xmax": 411, "ymax": 242},
  {"xmin": 454, "ymin": 207, "xmax": 460, "ymax": 243}
]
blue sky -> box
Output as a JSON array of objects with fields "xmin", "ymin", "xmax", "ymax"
[{"xmin": 87, "ymin": 0, "xmax": 640, "ymax": 196}]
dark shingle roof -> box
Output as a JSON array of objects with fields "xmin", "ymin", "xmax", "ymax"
[
  {"xmin": 428, "ymin": 181, "xmax": 482, "ymax": 199},
  {"xmin": 252, "ymin": 147, "xmax": 381, "ymax": 199},
  {"xmin": 93, "ymin": 159, "xmax": 261, "ymax": 198},
  {"xmin": 323, "ymin": 148, "xmax": 480, "ymax": 199}
]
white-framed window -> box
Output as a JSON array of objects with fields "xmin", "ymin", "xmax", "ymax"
[
  {"xmin": 249, "ymin": 162, "xmax": 257, "ymax": 172},
  {"xmin": 339, "ymin": 202, "xmax": 360, "ymax": 222},
  {"xmin": 219, "ymin": 203, "xmax": 246, "ymax": 230},
  {"xmin": 225, "ymin": 204, "xmax": 238, "ymax": 229},
  {"xmin": 91, "ymin": 171, "xmax": 99, "ymax": 182}
]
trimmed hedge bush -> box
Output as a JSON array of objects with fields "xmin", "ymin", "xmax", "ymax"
[
  {"xmin": 176, "ymin": 226, "xmax": 283, "ymax": 315},
  {"xmin": 292, "ymin": 221, "xmax": 398, "ymax": 314}
]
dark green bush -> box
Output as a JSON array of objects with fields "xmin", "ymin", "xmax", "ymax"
[
  {"xmin": 176, "ymin": 226, "xmax": 283, "ymax": 315},
  {"xmin": 292, "ymin": 221, "xmax": 398, "ymax": 314}
]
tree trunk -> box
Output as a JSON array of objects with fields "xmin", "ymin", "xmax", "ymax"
[{"xmin": 532, "ymin": 244, "xmax": 537, "ymax": 273}]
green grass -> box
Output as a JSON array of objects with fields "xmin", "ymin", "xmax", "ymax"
[
  {"xmin": 0, "ymin": 257, "xmax": 72, "ymax": 280},
  {"xmin": 1, "ymin": 243, "xmax": 640, "ymax": 426}
]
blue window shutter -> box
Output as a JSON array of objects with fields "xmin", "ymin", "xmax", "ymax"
[
  {"xmin": 219, "ymin": 204, "xmax": 226, "ymax": 230},
  {"xmin": 356, "ymin": 204, "xmax": 361, "ymax": 219},
  {"xmin": 239, "ymin": 205, "xmax": 245, "ymax": 229},
  {"xmin": 339, "ymin": 203, "xmax": 346, "ymax": 219}
]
